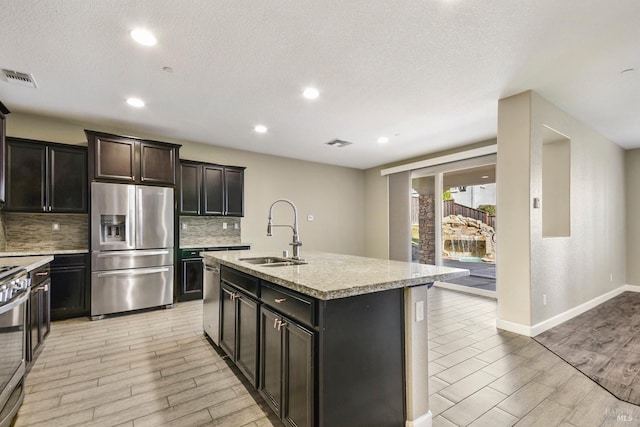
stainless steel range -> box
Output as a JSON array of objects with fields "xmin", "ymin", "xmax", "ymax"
[{"xmin": 0, "ymin": 266, "xmax": 29, "ymax": 427}]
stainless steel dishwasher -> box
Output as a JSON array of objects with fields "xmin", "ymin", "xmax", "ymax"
[{"xmin": 203, "ymin": 262, "xmax": 221, "ymax": 345}]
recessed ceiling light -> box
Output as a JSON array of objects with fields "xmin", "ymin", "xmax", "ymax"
[
  {"xmin": 130, "ymin": 28, "xmax": 157, "ymax": 46},
  {"xmin": 303, "ymin": 87, "xmax": 320, "ymax": 100},
  {"xmin": 377, "ymin": 137, "xmax": 389, "ymax": 144},
  {"xmin": 481, "ymin": 175, "xmax": 489, "ymax": 179},
  {"xmin": 254, "ymin": 125, "xmax": 268, "ymax": 133},
  {"xmin": 126, "ymin": 97, "xmax": 145, "ymax": 108}
]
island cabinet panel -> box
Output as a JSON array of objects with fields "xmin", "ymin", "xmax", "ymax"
[
  {"xmin": 318, "ymin": 289, "xmax": 405, "ymax": 427},
  {"xmin": 219, "ymin": 278, "xmax": 260, "ymax": 386},
  {"xmin": 260, "ymin": 305, "xmax": 315, "ymax": 427}
]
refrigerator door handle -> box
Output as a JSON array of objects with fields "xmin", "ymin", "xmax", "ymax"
[
  {"xmin": 96, "ymin": 267, "xmax": 170, "ymax": 278},
  {"xmin": 95, "ymin": 250, "xmax": 171, "ymax": 258}
]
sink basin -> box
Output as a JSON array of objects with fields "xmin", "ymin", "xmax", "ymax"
[{"xmin": 238, "ymin": 257, "xmax": 307, "ymax": 266}]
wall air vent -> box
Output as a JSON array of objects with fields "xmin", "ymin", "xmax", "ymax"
[
  {"xmin": 1, "ymin": 69, "xmax": 38, "ymax": 88},
  {"xmin": 325, "ymin": 139, "xmax": 353, "ymax": 148}
]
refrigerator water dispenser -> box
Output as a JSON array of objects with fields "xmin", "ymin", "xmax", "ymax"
[{"xmin": 100, "ymin": 215, "xmax": 126, "ymax": 243}]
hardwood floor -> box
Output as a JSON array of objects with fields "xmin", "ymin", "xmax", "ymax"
[
  {"xmin": 15, "ymin": 288, "xmax": 640, "ymax": 426},
  {"xmin": 535, "ymin": 292, "xmax": 640, "ymax": 406}
]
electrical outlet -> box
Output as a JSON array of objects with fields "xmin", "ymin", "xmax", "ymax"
[
  {"xmin": 234, "ymin": 223, "xmax": 239, "ymax": 230},
  {"xmin": 543, "ymin": 294, "xmax": 547, "ymax": 305},
  {"xmin": 416, "ymin": 301, "xmax": 424, "ymax": 322},
  {"xmin": 223, "ymin": 222, "xmax": 228, "ymax": 230},
  {"xmin": 181, "ymin": 223, "xmax": 187, "ymax": 230},
  {"xmin": 52, "ymin": 222, "xmax": 60, "ymax": 231}
]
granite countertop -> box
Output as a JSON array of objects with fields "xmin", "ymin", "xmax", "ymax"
[
  {"xmin": 0, "ymin": 255, "xmax": 54, "ymax": 272},
  {"xmin": 201, "ymin": 250, "xmax": 469, "ymax": 300},
  {"xmin": 0, "ymin": 249, "xmax": 89, "ymax": 257},
  {"xmin": 180, "ymin": 243, "xmax": 251, "ymax": 249}
]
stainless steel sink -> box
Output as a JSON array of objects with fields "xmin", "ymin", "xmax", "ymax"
[{"xmin": 238, "ymin": 257, "xmax": 307, "ymax": 266}]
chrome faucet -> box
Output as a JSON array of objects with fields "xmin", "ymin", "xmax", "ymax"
[{"xmin": 267, "ymin": 199, "xmax": 303, "ymax": 260}]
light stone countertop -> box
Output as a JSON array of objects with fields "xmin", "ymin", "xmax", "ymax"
[
  {"xmin": 180, "ymin": 243, "xmax": 251, "ymax": 250},
  {"xmin": 0, "ymin": 255, "xmax": 54, "ymax": 272},
  {"xmin": 0, "ymin": 249, "xmax": 88, "ymax": 257},
  {"xmin": 201, "ymin": 250, "xmax": 469, "ymax": 300}
]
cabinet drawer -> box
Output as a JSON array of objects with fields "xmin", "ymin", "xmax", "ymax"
[
  {"xmin": 30, "ymin": 264, "xmax": 51, "ymax": 287},
  {"xmin": 180, "ymin": 249, "xmax": 203, "ymax": 259},
  {"xmin": 221, "ymin": 267, "xmax": 259, "ymax": 298},
  {"xmin": 261, "ymin": 281, "xmax": 316, "ymax": 327},
  {"xmin": 51, "ymin": 254, "xmax": 88, "ymax": 268}
]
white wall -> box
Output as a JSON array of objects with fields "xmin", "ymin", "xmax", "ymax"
[
  {"xmin": 497, "ymin": 91, "xmax": 626, "ymax": 329},
  {"xmin": 6, "ymin": 112, "xmax": 366, "ymax": 256}
]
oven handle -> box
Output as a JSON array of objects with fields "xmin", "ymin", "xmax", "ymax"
[
  {"xmin": 96, "ymin": 267, "xmax": 170, "ymax": 277},
  {"xmin": 95, "ymin": 250, "xmax": 170, "ymax": 258},
  {"xmin": 0, "ymin": 291, "xmax": 29, "ymax": 316}
]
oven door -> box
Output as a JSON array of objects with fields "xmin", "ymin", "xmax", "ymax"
[{"xmin": 0, "ymin": 291, "xmax": 28, "ymax": 427}]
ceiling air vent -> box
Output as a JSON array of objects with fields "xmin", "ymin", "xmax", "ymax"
[
  {"xmin": 1, "ymin": 69, "xmax": 38, "ymax": 88},
  {"xmin": 325, "ymin": 139, "xmax": 353, "ymax": 148}
]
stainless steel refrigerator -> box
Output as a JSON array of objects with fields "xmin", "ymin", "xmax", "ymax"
[{"xmin": 90, "ymin": 182, "xmax": 174, "ymax": 319}]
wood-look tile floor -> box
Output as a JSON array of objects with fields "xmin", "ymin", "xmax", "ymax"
[
  {"xmin": 16, "ymin": 301, "xmax": 282, "ymax": 427},
  {"xmin": 15, "ymin": 289, "xmax": 640, "ymax": 427}
]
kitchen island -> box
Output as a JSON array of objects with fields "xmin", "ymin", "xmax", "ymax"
[{"xmin": 202, "ymin": 250, "xmax": 468, "ymax": 427}]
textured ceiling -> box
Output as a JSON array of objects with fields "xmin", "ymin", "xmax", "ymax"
[{"xmin": 0, "ymin": 1, "xmax": 638, "ymax": 169}]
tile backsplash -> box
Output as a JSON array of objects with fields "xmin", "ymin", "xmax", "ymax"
[
  {"xmin": 1, "ymin": 212, "xmax": 88, "ymax": 252},
  {"xmin": 179, "ymin": 216, "xmax": 241, "ymax": 247}
]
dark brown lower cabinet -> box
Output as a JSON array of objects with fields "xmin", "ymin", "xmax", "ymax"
[
  {"xmin": 220, "ymin": 282, "xmax": 259, "ymax": 386},
  {"xmin": 27, "ymin": 264, "xmax": 51, "ymax": 364},
  {"xmin": 260, "ymin": 306, "xmax": 314, "ymax": 427},
  {"xmin": 50, "ymin": 254, "xmax": 89, "ymax": 320}
]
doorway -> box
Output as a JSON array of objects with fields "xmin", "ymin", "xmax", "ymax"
[{"xmin": 411, "ymin": 158, "xmax": 497, "ymax": 297}]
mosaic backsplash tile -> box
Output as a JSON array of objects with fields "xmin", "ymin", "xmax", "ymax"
[
  {"xmin": 4, "ymin": 213, "xmax": 88, "ymax": 252},
  {"xmin": 179, "ymin": 216, "xmax": 241, "ymax": 247}
]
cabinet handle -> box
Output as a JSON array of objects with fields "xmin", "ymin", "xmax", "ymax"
[
  {"xmin": 277, "ymin": 321, "xmax": 288, "ymax": 331},
  {"xmin": 48, "ymin": 206, "xmax": 52, "ymax": 212},
  {"xmin": 42, "ymin": 206, "xmax": 47, "ymax": 212},
  {"xmin": 274, "ymin": 298, "xmax": 287, "ymax": 304},
  {"xmin": 273, "ymin": 318, "xmax": 279, "ymax": 329},
  {"xmin": 36, "ymin": 272, "xmax": 49, "ymax": 277}
]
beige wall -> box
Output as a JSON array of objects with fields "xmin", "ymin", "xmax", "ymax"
[
  {"xmin": 7, "ymin": 112, "xmax": 366, "ymax": 256},
  {"xmin": 625, "ymin": 149, "xmax": 640, "ymax": 285},
  {"xmin": 497, "ymin": 91, "xmax": 626, "ymax": 328}
]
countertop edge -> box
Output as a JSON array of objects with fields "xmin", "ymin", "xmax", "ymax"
[{"xmin": 0, "ymin": 249, "xmax": 89, "ymax": 256}]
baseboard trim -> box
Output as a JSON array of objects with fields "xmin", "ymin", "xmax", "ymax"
[
  {"xmin": 434, "ymin": 282, "xmax": 497, "ymax": 299},
  {"xmin": 497, "ymin": 285, "xmax": 628, "ymax": 337},
  {"xmin": 406, "ymin": 411, "xmax": 432, "ymax": 427}
]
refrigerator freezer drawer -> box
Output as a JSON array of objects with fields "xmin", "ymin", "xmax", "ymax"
[
  {"xmin": 91, "ymin": 266, "xmax": 174, "ymax": 316},
  {"xmin": 92, "ymin": 249, "xmax": 174, "ymax": 271}
]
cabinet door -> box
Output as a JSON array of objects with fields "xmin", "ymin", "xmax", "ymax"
[
  {"xmin": 0, "ymin": 108, "xmax": 7, "ymax": 207},
  {"xmin": 49, "ymin": 146, "xmax": 87, "ymax": 212},
  {"xmin": 225, "ymin": 167, "xmax": 244, "ymax": 216},
  {"xmin": 283, "ymin": 322, "xmax": 314, "ymax": 427},
  {"xmin": 42, "ymin": 279, "xmax": 51, "ymax": 340},
  {"xmin": 179, "ymin": 162, "xmax": 201, "ymax": 214},
  {"xmin": 236, "ymin": 293, "xmax": 259, "ymax": 386},
  {"xmin": 6, "ymin": 140, "xmax": 46, "ymax": 211},
  {"xmin": 260, "ymin": 307, "xmax": 283, "ymax": 417},
  {"xmin": 94, "ymin": 135, "xmax": 136, "ymax": 182},
  {"xmin": 179, "ymin": 258, "xmax": 203, "ymax": 301},
  {"xmin": 220, "ymin": 284, "xmax": 237, "ymax": 358},
  {"xmin": 28, "ymin": 289, "xmax": 39, "ymax": 361},
  {"xmin": 203, "ymin": 165, "xmax": 224, "ymax": 215},
  {"xmin": 50, "ymin": 265, "xmax": 89, "ymax": 320},
  {"xmin": 140, "ymin": 141, "xmax": 176, "ymax": 185}
]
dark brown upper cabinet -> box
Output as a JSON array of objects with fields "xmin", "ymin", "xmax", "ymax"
[
  {"xmin": 179, "ymin": 160, "xmax": 245, "ymax": 217},
  {"xmin": 5, "ymin": 138, "xmax": 88, "ymax": 213},
  {"xmin": 0, "ymin": 101, "xmax": 9, "ymax": 208},
  {"xmin": 86, "ymin": 130, "xmax": 180, "ymax": 186}
]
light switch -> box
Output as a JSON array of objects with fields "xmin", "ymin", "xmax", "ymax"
[
  {"xmin": 223, "ymin": 222, "xmax": 228, "ymax": 230},
  {"xmin": 416, "ymin": 301, "xmax": 424, "ymax": 322}
]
